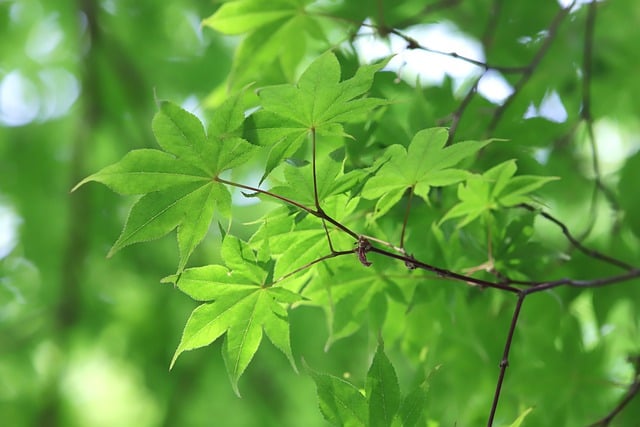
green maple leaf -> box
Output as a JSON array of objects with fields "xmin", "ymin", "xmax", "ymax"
[
  {"xmin": 308, "ymin": 367, "xmax": 368, "ymax": 427},
  {"xmin": 310, "ymin": 342, "xmax": 420, "ymax": 427},
  {"xmin": 441, "ymin": 159, "xmax": 559, "ymax": 228},
  {"xmin": 269, "ymin": 149, "xmax": 365, "ymax": 207},
  {"xmin": 303, "ymin": 260, "xmax": 406, "ymax": 348},
  {"xmin": 245, "ymin": 51, "xmax": 390, "ymax": 180},
  {"xmin": 361, "ymin": 127, "xmax": 493, "ymax": 218},
  {"xmin": 250, "ymin": 195, "xmax": 359, "ymax": 282},
  {"xmin": 72, "ymin": 95, "xmax": 257, "ymax": 271},
  {"xmin": 166, "ymin": 236, "xmax": 301, "ymax": 396},
  {"xmin": 203, "ymin": 0, "xmax": 329, "ymax": 86}
]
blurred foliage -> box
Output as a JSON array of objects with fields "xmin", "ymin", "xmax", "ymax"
[{"xmin": 1, "ymin": 0, "xmax": 640, "ymax": 426}]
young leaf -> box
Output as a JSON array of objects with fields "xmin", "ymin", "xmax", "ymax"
[
  {"xmin": 362, "ymin": 128, "xmax": 493, "ymax": 218},
  {"xmin": 170, "ymin": 244, "xmax": 301, "ymax": 395},
  {"xmin": 268, "ymin": 150, "xmax": 365, "ymax": 206},
  {"xmin": 504, "ymin": 407, "xmax": 533, "ymax": 427},
  {"xmin": 303, "ymin": 262, "xmax": 405, "ymax": 347},
  {"xmin": 249, "ymin": 51, "xmax": 389, "ymax": 179},
  {"xmin": 73, "ymin": 96, "xmax": 256, "ymax": 271},
  {"xmin": 203, "ymin": 0, "xmax": 297, "ymax": 35},
  {"xmin": 309, "ymin": 368, "xmax": 368, "ymax": 427},
  {"xmin": 203, "ymin": 0, "xmax": 329, "ymax": 86},
  {"xmin": 366, "ymin": 343, "xmax": 401, "ymax": 427},
  {"xmin": 440, "ymin": 160, "xmax": 558, "ymax": 228},
  {"xmin": 399, "ymin": 381, "xmax": 428, "ymax": 427}
]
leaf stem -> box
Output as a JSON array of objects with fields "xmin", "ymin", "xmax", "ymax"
[
  {"xmin": 399, "ymin": 186, "xmax": 414, "ymax": 250},
  {"xmin": 214, "ymin": 176, "xmax": 359, "ymax": 240},
  {"xmin": 269, "ymin": 250, "xmax": 353, "ymax": 287},
  {"xmin": 519, "ymin": 204, "xmax": 633, "ymax": 270},
  {"xmin": 311, "ymin": 127, "xmax": 337, "ymax": 252},
  {"xmin": 215, "ymin": 176, "xmax": 315, "ymax": 214}
]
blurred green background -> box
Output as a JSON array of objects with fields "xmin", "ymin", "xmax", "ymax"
[
  {"xmin": 0, "ymin": 1, "xmax": 340, "ymax": 425},
  {"xmin": 2, "ymin": 1, "xmax": 640, "ymax": 426}
]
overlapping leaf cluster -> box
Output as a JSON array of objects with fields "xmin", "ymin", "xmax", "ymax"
[{"xmin": 75, "ymin": 51, "xmax": 556, "ymax": 413}]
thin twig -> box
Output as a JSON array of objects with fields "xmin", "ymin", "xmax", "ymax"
[
  {"xmin": 581, "ymin": 0, "xmax": 620, "ymax": 213},
  {"xmin": 487, "ymin": 0, "xmax": 576, "ymax": 133},
  {"xmin": 384, "ymin": 26, "xmax": 528, "ymax": 74},
  {"xmin": 487, "ymin": 293, "xmax": 526, "ymax": 426},
  {"xmin": 369, "ymin": 246, "xmax": 521, "ymax": 293},
  {"xmin": 482, "ymin": 0, "xmax": 504, "ymax": 49},
  {"xmin": 525, "ymin": 268, "xmax": 640, "ymax": 294},
  {"xmin": 587, "ymin": 356, "xmax": 640, "ymax": 426},
  {"xmin": 315, "ymin": 13, "xmax": 528, "ymax": 74},
  {"xmin": 395, "ymin": 0, "xmax": 463, "ymax": 28},
  {"xmin": 446, "ymin": 75, "xmax": 483, "ymax": 144},
  {"xmin": 519, "ymin": 204, "xmax": 634, "ymax": 270}
]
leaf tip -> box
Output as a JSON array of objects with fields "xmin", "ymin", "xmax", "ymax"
[{"xmin": 70, "ymin": 177, "xmax": 92, "ymax": 193}]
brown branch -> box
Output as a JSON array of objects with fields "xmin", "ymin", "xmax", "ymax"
[
  {"xmin": 487, "ymin": 293, "xmax": 526, "ymax": 426},
  {"xmin": 587, "ymin": 355, "xmax": 640, "ymax": 426},
  {"xmin": 384, "ymin": 27, "xmax": 528, "ymax": 74},
  {"xmin": 519, "ymin": 204, "xmax": 634, "ymax": 270},
  {"xmin": 524, "ymin": 268, "xmax": 640, "ymax": 294},
  {"xmin": 369, "ymin": 246, "xmax": 521, "ymax": 293},
  {"xmin": 445, "ymin": 75, "xmax": 483, "ymax": 144},
  {"xmin": 581, "ymin": 0, "xmax": 620, "ymax": 212},
  {"xmin": 487, "ymin": 0, "xmax": 576, "ymax": 133}
]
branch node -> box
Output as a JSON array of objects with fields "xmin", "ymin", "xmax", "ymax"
[
  {"xmin": 356, "ymin": 236, "xmax": 373, "ymax": 267},
  {"xmin": 404, "ymin": 254, "xmax": 417, "ymax": 270}
]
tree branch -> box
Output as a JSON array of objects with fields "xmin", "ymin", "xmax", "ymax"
[
  {"xmin": 519, "ymin": 204, "xmax": 634, "ymax": 270},
  {"xmin": 487, "ymin": 292, "xmax": 526, "ymax": 426},
  {"xmin": 487, "ymin": 0, "xmax": 576, "ymax": 133}
]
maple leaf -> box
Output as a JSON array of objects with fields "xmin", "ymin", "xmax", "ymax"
[
  {"xmin": 309, "ymin": 342, "xmax": 426, "ymax": 427},
  {"xmin": 73, "ymin": 95, "xmax": 257, "ymax": 271},
  {"xmin": 440, "ymin": 159, "xmax": 559, "ymax": 228},
  {"xmin": 361, "ymin": 127, "xmax": 493, "ymax": 218},
  {"xmin": 268, "ymin": 149, "xmax": 365, "ymax": 206},
  {"xmin": 165, "ymin": 236, "xmax": 301, "ymax": 396},
  {"xmin": 249, "ymin": 195, "xmax": 358, "ymax": 282},
  {"xmin": 245, "ymin": 51, "xmax": 390, "ymax": 180},
  {"xmin": 203, "ymin": 0, "xmax": 329, "ymax": 87}
]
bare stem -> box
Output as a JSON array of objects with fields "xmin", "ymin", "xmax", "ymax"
[
  {"xmin": 369, "ymin": 246, "xmax": 521, "ymax": 293},
  {"xmin": 446, "ymin": 75, "xmax": 482, "ymax": 144},
  {"xmin": 519, "ymin": 204, "xmax": 633, "ymax": 270},
  {"xmin": 587, "ymin": 355, "xmax": 640, "ymax": 426},
  {"xmin": 487, "ymin": 293, "xmax": 526, "ymax": 426},
  {"xmin": 487, "ymin": 0, "xmax": 576, "ymax": 133}
]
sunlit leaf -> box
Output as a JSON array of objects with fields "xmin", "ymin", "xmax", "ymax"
[
  {"xmin": 441, "ymin": 160, "xmax": 558, "ymax": 228},
  {"xmin": 170, "ymin": 236, "xmax": 301, "ymax": 395},
  {"xmin": 74, "ymin": 95, "xmax": 257, "ymax": 270},
  {"xmin": 362, "ymin": 128, "xmax": 493, "ymax": 218},
  {"xmin": 250, "ymin": 51, "xmax": 390, "ymax": 180}
]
